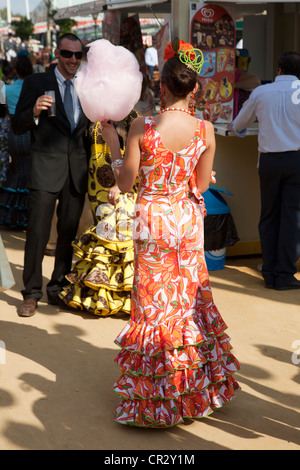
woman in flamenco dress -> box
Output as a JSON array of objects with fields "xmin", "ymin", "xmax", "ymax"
[
  {"xmin": 0, "ymin": 104, "xmax": 9, "ymax": 186},
  {"xmin": 0, "ymin": 55, "xmax": 33, "ymax": 228},
  {"xmin": 101, "ymin": 39, "xmax": 241, "ymax": 428},
  {"xmin": 59, "ymin": 110, "xmax": 140, "ymax": 316}
]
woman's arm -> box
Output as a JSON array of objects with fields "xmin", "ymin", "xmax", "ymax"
[
  {"xmin": 101, "ymin": 117, "xmax": 144, "ymax": 193},
  {"xmin": 195, "ymin": 120, "xmax": 216, "ymax": 194}
]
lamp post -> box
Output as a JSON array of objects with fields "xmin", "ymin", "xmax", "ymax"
[
  {"xmin": 6, "ymin": 0, "xmax": 11, "ymax": 25},
  {"xmin": 92, "ymin": 13, "xmax": 99, "ymax": 40},
  {"xmin": 25, "ymin": 0, "xmax": 30, "ymax": 20}
]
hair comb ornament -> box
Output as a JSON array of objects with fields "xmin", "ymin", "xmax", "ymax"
[
  {"xmin": 164, "ymin": 38, "xmax": 204, "ymax": 74},
  {"xmin": 179, "ymin": 48, "xmax": 204, "ymax": 74}
]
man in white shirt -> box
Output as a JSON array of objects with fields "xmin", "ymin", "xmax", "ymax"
[
  {"xmin": 231, "ymin": 51, "xmax": 300, "ymax": 290},
  {"xmin": 145, "ymin": 42, "xmax": 158, "ymax": 79}
]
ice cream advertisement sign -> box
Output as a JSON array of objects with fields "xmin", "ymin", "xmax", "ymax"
[{"xmin": 190, "ymin": 3, "xmax": 236, "ymax": 123}]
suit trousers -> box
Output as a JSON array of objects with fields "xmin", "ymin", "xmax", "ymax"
[
  {"xmin": 258, "ymin": 151, "xmax": 300, "ymax": 287},
  {"xmin": 22, "ymin": 174, "xmax": 85, "ymax": 301},
  {"xmin": 46, "ymin": 194, "xmax": 93, "ymax": 251}
]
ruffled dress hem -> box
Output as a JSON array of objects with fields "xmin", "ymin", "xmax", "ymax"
[
  {"xmin": 113, "ymin": 307, "xmax": 241, "ymax": 428},
  {"xmin": 60, "ymin": 226, "xmax": 134, "ymax": 316}
]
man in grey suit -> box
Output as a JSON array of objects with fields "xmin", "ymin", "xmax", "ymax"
[
  {"xmin": 4, "ymin": 33, "xmax": 18, "ymax": 61},
  {"xmin": 12, "ymin": 33, "xmax": 90, "ymax": 316}
]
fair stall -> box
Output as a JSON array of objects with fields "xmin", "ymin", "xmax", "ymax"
[
  {"xmin": 188, "ymin": 1, "xmax": 262, "ymax": 255},
  {"xmin": 174, "ymin": 0, "xmax": 300, "ymax": 255},
  {"xmin": 185, "ymin": 0, "xmax": 300, "ymax": 256}
]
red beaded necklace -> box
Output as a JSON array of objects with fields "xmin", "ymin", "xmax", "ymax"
[{"xmin": 159, "ymin": 107, "xmax": 192, "ymax": 115}]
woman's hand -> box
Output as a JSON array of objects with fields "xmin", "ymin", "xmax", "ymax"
[
  {"xmin": 101, "ymin": 116, "xmax": 144, "ymax": 194},
  {"xmin": 101, "ymin": 120, "xmax": 119, "ymax": 150},
  {"xmin": 108, "ymin": 185, "xmax": 121, "ymax": 205}
]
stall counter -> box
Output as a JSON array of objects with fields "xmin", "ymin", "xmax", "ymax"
[
  {"xmin": 211, "ymin": 124, "xmax": 261, "ymax": 256},
  {"xmin": 214, "ymin": 123, "xmax": 259, "ymax": 136}
]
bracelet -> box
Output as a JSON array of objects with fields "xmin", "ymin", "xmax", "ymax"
[{"xmin": 111, "ymin": 159, "xmax": 124, "ymax": 171}]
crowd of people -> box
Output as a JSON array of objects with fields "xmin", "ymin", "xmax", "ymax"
[
  {"xmin": 1, "ymin": 33, "xmax": 57, "ymax": 75},
  {"xmin": 0, "ymin": 30, "xmax": 299, "ymax": 429}
]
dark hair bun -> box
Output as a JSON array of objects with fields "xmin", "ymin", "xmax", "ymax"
[{"xmin": 161, "ymin": 56, "xmax": 197, "ymax": 98}]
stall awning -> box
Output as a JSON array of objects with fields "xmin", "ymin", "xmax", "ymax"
[
  {"xmin": 104, "ymin": 0, "xmax": 169, "ymax": 9},
  {"xmin": 54, "ymin": 0, "xmax": 169, "ymax": 19},
  {"xmin": 54, "ymin": 0, "xmax": 106, "ymax": 20},
  {"xmin": 205, "ymin": 0, "xmax": 296, "ymax": 3}
]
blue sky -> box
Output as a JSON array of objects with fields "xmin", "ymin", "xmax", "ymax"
[
  {"xmin": 0, "ymin": 0, "xmax": 42, "ymax": 15},
  {"xmin": 0, "ymin": 0, "xmax": 88, "ymax": 16}
]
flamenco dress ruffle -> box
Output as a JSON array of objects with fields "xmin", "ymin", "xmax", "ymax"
[
  {"xmin": 0, "ymin": 170, "xmax": 29, "ymax": 228},
  {"xmin": 113, "ymin": 258, "xmax": 241, "ymax": 428},
  {"xmin": 60, "ymin": 222, "xmax": 134, "ymax": 316},
  {"xmin": 0, "ymin": 123, "xmax": 31, "ymax": 228},
  {"xmin": 0, "ymin": 117, "xmax": 9, "ymax": 185}
]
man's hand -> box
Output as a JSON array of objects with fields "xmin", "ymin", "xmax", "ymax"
[{"xmin": 33, "ymin": 94, "xmax": 53, "ymax": 117}]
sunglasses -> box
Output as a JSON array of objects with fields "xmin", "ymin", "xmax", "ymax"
[{"xmin": 58, "ymin": 49, "xmax": 83, "ymax": 60}]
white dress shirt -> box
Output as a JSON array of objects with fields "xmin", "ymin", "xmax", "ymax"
[
  {"xmin": 145, "ymin": 47, "xmax": 158, "ymax": 67},
  {"xmin": 231, "ymin": 75, "xmax": 300, "ymax": 153}
]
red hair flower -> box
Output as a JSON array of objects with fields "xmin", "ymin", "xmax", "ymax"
[{"xmin": 164, "ymin": 39, "xmax": 195, "ymax": 62}]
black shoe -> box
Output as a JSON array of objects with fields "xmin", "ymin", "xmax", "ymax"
[
  {"xmin": 47, "ymin": 292, "xmax": 73, "ymax": 310},
  {"xmin": 275, "ymin": 278, "xmax": 300, "ymax": 291},
  {"xmin": 264, "ymin": 281, "xmax": 275, "ymax": 289},
  {"xmin": 263, "ymin": 275, "xmax": 275, "ymax": 289},
  {"xmin": 47, "ymin": 292, "xmax": 62, "ymax": 306}
]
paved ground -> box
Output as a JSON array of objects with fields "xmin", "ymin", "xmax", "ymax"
[{"xmin": 0, "ymin": 226, "xmax": 299, "ymax": 450}]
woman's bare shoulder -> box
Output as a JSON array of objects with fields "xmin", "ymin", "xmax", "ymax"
[
  {"xmin": 203, "ymin": 119, "xmax": 214, "ymax": 133},
  {"xmin": 130, "ymin": 115, "xmax": 146, "ymax": 133},
  {"xmin": 202, "ymin": 119, "xmax": 215, "ymax": 147}
]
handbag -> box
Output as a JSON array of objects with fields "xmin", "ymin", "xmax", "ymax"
[{"xmin": 0, "ymin": 234, "xmax": 15, "ymax": 291}]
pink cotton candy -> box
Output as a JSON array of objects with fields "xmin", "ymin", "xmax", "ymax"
[{"xmin": 75, "ymin": 39, "xmax": 143, "ymax": 122}]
